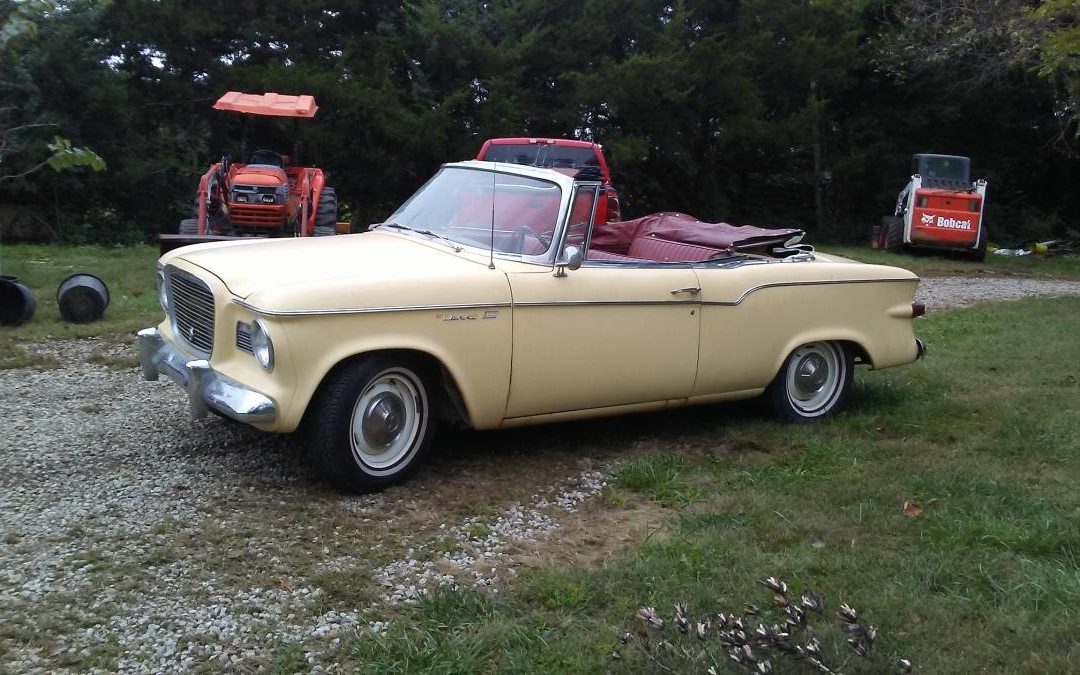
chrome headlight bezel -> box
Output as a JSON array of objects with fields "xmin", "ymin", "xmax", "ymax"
[
  {"xmin": 156, "ymin": 269, "xmax": 169, "ymax": 313},
  {"xmin": 250, "ymin": 318, "xmax": 275, "ymax": 371}
]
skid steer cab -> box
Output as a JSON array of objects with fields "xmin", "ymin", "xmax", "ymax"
[
  {"xmin": 162, "ymin": 91, "xmax": 343, "ymax": 254},
  {"xmin": 877, "ymin": 153, "xmax": 988, "ymax": 261}
]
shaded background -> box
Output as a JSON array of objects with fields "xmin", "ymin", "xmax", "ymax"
[{"xmin": 1, "ymin": 0, "xmax": 1076, "ymax": 246}]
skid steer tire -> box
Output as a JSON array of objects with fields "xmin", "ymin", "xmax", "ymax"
[
  {"xmin": 178, "ymin": 218, "xmax": 198, "ymax": 235},
  {"xmin": 972, "ymin": 227, "xmax": 988, "ymax": 262},
  {"xmin": 884, "ymin": 217, "xmax": 904, "ymax": 252},
  {"xmin": 313, "ymin": 187, "xmax": 338, "ymax": 235}
]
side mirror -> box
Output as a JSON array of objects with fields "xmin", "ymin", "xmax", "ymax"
[
  {"xmin": 554, "ymin": 245, "xmax": 583, "ymax": 277},
  {"xmin": 564, "ymin": 245, "xmax": 583, "ymax": 270}
]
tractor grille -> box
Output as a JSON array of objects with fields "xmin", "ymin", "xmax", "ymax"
[
  {"xmin": 235, "ymin": 322, "xmax": 253, "ymax": 354},
  {"xmin": 167, "ymin": 268, "xmax": 215, "ymax": 355},
  {"xmin": 229, "ymin": 203, "xmax": 285, "ymax": 226}
]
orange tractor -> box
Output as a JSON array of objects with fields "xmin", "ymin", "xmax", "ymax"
[
  {"xmin": 877, "ymin": 153, "xmax": 988, "ymax": 260},
  {"xmin": 162, "ymin": 91, "xmax": 340, "ymax": 253}
]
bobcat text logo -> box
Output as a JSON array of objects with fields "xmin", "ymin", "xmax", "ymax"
[{"xmin": 920, "ymin": 213, "xmax": 973, "ymax": 230}]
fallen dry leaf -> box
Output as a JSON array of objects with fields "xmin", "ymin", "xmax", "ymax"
[{"xmin": 902, "ymin": 501, "xmax": 923, "ymax": 518}]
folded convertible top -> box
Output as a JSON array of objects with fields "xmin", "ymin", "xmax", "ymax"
[{"xmin": 591, "ymin": 212, "xmax": 804, "ymax": 255}]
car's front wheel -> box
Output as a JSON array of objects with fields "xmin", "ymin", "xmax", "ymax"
[
  {"xmin": 308, "ymin": 356, "xmax": 435, "ymax": 492},
  {"xmin": 765, "ymin": 341, "xmax": 853, "ymax": 422}
]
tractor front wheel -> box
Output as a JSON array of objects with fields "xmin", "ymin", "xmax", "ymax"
[
  {"xmin": 178, "ymin": 218, "xmax": 198, "ymax": 235},
  {"xmin": 313, "ymin": 187, "xmax": 338, "ymax": 236}
]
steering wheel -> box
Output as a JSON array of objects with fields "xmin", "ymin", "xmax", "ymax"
[
  {"xmin": 512, "ymin": 226, "xmax": 552, "ymax": 254},
  {"xmin": 248, "ymin": 149, "xmax": 284, "ymax": 167}
]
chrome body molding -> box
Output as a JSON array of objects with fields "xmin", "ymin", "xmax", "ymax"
[
  {"xmin": 701, "ymin": 278, "xmax": 916, "ymax": 307},
  {"xmin": 233, "ymin": 299, "xmax": 512, "ymax": 317},
  {"xmin": 136, "ymin": 327, "xmax": 277, "ymax": 424},
  {"xmin": 233, "ymin": 277, "xmax": 913, "ymax": 316}
]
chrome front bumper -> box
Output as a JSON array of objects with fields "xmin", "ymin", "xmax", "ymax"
[{"xmin": 136, "ymin": 327, "xmax": 277, "ymax": 424}]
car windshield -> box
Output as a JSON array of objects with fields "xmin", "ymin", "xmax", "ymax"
[
  {"xmin": 384, "ymin": 167, "xmax": 563, "ymax": 256},
  {"xmin": 481, "ymin": 144, "xmax": 601, "ymax": 173}
]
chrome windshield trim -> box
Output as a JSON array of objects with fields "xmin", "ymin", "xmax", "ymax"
[
  {"xmin": 702, "ymin": 278, "xmax": 915, "ymax": 306},
  {"xmin": 234, "ymin": 299, "xmax": 511, "ymax": 317}
]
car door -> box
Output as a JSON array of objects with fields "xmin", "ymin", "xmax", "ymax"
[{"xmin": 504, "ymin": 184, "xmax": 701, "ymax": 419}]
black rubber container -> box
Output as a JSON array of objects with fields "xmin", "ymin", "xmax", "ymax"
[
  {"xmin": 57, "ymin": 273, "xmax": 110, "ymax": 324},
  {"xmin": 0, "ymin": 275, "xmax": 36, "ymax": 326}
]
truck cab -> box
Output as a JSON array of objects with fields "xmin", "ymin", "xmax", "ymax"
[{"xmin": 476, "ymin": 137, "xmax": 622, "ymax": 225}]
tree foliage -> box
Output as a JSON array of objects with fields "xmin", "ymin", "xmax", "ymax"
[{"xmin": 0, "ymin": 0, "xmax": 1078, "ymax": 245}]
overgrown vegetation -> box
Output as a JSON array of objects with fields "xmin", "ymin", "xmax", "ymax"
[
  {"xmin": 343, "ymin": 296, "xmax": 1080, "ymax": 672},
  {"xmin": 1, "ymin": 1, "xmax": 1078, "ymax": 245}
]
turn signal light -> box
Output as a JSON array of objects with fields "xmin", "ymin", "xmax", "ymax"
[{"xmin": 912, "ymin": 302, "xmax": 926, "ymax": 318}]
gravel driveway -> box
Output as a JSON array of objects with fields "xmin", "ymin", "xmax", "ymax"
[{"xmin": 2, "ymin": 276, "xmax": 1079, "ymax": 672}]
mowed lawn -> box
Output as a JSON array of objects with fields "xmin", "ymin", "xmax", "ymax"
[{"xmin": 341, "ymin": 297, "xmax": 1080, "ymax": 674}]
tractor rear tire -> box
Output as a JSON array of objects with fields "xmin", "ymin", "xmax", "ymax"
[
  {"xmin": 314, "ymin": 187, "xmax": 338, "ymax": 235},
  {"xmin": 884, "ymin": 217, "xmax": 904, "ymax": 252},
  {"xmin": 178, "ymin": 218, "xmax": 198, "ymax": 235}
]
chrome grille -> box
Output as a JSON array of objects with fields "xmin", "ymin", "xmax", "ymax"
[
  {"xmin": 167, "ymin": 269, "xmax": 215, "ymax": 355},
  {"xmin": 236, "ymin": 322, "xmax": 253, "ymax": 353}
]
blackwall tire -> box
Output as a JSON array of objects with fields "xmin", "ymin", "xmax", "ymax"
[
  {"xmin": 765, "ymin": 342, "xmax": 853, "ymax": 422},
  {"xmin": 884, "ymin": 217, "xmax": 904, "ymax": 252},
  {"xmin": 314, "ymin": 187, "xmax": 338, "ymax": 233},
  {"xmin": 308, "ymin": 357, "xmax": 435, "ymax": 493}
]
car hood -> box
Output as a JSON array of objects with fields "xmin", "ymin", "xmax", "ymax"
[{"xmin": 164, "ymin": 231, "xmax": 511, "ymax": 313}]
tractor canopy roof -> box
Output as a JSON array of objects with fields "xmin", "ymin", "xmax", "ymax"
[{"xmin": 213, "ymin": 91, "xmax": 318, "ymax": 118}]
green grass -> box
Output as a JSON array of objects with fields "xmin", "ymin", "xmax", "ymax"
[
  {"xmin": 0, "ymin": 244, "xmax": 159, "ymax": 367},
  {"xmin": 824, "ymin": 244, "xmax": 1080, "ymax": 280},
  {"xmin": 345, "ymin": 297, "xmax": 1080, "ymax": 673}
]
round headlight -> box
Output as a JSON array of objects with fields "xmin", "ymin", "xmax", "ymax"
[
  {"xmin": 251, "ymin": 319, "xmax": 275, "ymax": 371},
  {"xmin": 156, "ymin": 271, "xmax": 169, "ymax": 312}
]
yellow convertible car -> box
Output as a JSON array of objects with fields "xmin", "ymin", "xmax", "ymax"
[{"xmin": 138, "ymin": 161, "xmax": 925, "ymax": 492}]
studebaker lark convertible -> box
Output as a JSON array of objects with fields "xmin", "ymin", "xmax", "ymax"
[{"xmin": 138, "ymin": 161, "xmax": 926, "ymax": 493}]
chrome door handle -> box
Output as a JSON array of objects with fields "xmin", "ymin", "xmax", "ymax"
[{"xmin": 670, "ymin": 287, "xmax": 701, "ymax": 295}]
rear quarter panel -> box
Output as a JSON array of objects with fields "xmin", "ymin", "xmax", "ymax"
[{"xmin": 692, "ymin": 259, "xmax": 920, "ymax": 397}]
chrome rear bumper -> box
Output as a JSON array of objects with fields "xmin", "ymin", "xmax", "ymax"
[{"xmin": 136, "ymin": 327, "xmax": 277, "ymax": 424}]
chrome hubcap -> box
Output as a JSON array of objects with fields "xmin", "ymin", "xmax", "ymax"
[
  {"xmin": 785, "ymin": 343, "xmax": 844, "ymax": 414},
  {"xmin": 361, "ymin": 392, "xmax": 406, "ymax": 449},
  {"xmin": 350, "ymin": 370, "xmax": 425, "ymax": 471},
  {"xmin": 794, "ymin": 353, "xmax": 829, "ymax": 399}
]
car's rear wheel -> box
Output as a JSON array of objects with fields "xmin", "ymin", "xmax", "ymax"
[
  {"xmin": 765, "ymin": 341, "xmax": 853, "ymax": 422},
  {"xmin": 308, "ymin": 356, "xmax": 435, "ymax": 493}
]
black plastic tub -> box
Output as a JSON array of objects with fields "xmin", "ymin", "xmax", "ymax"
[
  {"xmin": 0, "ymin": 275, "xmax": 36, "ymax": 326},
  {"xmin": 57, "ymin": 273, "xmax": 110, "ymax": 324}
]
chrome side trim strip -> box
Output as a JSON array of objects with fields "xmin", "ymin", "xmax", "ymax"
[
  {"xmin": 235, "ymin": 277, "xmax": 914, "ymax": 316},
  {"xmin": 514, "ymin": 299, "xmax": 700, "ymax": 308},
  {"xmin": 233, "ymin": 299, "xmax": 512, "ymax": 317},
  {"xmin": 702, "ymin": 278, "xmax": 915, "ymax": 307}
]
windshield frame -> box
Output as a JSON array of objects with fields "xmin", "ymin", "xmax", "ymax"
[{"xmin": 381, "ymin": 163, "xmax": 575, "ymax": 266}]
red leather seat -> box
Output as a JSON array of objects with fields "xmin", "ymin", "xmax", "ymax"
[
  {"xmin": 626, "ymin": 235, "xmax": 724, "ymax": 262},
  {"xmin": 586, "ymin": 248, "xmax": 642, "ymax": 262}
]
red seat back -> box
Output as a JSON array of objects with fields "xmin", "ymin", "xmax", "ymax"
[{"xmin": 626, "ymin": 235, "xmax": 723, "ymax": 262}]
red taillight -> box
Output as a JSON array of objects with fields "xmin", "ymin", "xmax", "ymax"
[{"xmin": 912, "ymin": 302, "xmax": 926, "ymax": 318}]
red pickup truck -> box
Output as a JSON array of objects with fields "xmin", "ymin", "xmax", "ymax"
[{"xmin": 476, "ymin": 137, "xmax": 622, "ymax": 224}]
